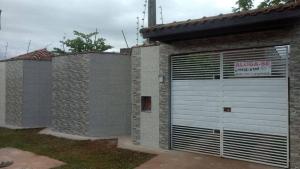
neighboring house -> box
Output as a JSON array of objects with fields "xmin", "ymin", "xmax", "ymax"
[
  {"xmin": 4, "ymin": 49, "xmax": 53, "ymax": 128},
  {"xmin": 132, "ymin": 2, "xmax": 300, "ymax": 169},
  {"xmin": 51, "ymin": 52, "xmax": 131, "ymax": 138}
]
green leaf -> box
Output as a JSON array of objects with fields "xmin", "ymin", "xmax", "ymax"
[
  {"xmin": 232, "ymin": 0, "xmax": 254, "ymax": 12},
  {"xmin": 233, "ymin": 0, "xmax": 291, "ymax": 12}
]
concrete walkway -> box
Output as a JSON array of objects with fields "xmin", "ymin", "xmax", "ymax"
[
  {"xmin": 0, "ymin": 148, "xmax": 65, "ymax": 169},
  {"xmin": 39, "ymin": 128, "xmax": 119, "ymax": 141},
  {"xmin": 119, "ymin": 136, "xmax": 281, "ymax": 169},
  {"xmin": 136, "ymin": 151, "xmax": 280, "ymax": 169}
]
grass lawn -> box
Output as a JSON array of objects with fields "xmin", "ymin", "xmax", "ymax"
[{"xmin": 0, "ymin": 128, "xmax": 155, "ymax": 169}]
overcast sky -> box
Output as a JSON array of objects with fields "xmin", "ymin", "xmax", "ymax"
[{"xmin": 0, "ymin": 0, "xmax": 263, "ymax": 59}]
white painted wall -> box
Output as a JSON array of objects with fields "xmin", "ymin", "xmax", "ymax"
[
  {"xmin": 140, "ymin": 46, "xmax": 160, "ymax": 148},
  {"xmin": 0, "ymin": 62, "xmax": 5, "ymax": 126}
]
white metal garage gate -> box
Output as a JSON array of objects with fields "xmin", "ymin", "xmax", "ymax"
[{"xmin": 171, "ymin": 46, "xmax": 289, "ymax": 168}]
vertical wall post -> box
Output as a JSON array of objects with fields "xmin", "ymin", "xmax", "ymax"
[{"xmin": 220, "ymin": 52, "xmax": 224, "ymax": 157}]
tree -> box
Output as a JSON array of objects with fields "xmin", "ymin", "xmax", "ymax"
[
  {"xmin": 233, "ymin": 0, "xmax": 292, "ymax": 12},
  {"xmin": 233, "ymin": 0, "xmax": 254, "ymax": 12},
  {"xmin": 53, "ymin": 30, "xmax": 112, "ymax": 55},
  {"xmin": 257, "ymin": 0, "xmax": 290, "ymax": 9}
]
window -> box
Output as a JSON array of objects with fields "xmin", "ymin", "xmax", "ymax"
[{"xmin": 141, "ymin": 96, "xmax": 151, "ymax": 112}]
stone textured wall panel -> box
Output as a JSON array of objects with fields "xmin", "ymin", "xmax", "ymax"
[
  {"xmin": 131, "ymin": 48, "xmax": 141, "ymax": 144},
  {"xmin": 51, "ymin": 55, "xmax": 90, "ymax": 136},
  {"xmin": 289, "ymin": 23, "xmax": 300, "ymax": 169},
  {"xmin": 158, "ymin": 44, "xmax": 174, "ymax": 149}
]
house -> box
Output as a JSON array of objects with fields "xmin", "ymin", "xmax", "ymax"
[
  {"xmin": 51, "ymin": 52, "xmax": 131, "ymax": 138},
  {"xmin": 4, "ymin": 49, "xmax": 53, "ymax": 128},
  {"xmin": 132, "ymin": 2, "xmax": 300, "ymax": 168}
]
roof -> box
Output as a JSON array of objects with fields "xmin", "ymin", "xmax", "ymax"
[
  {"xmin": 52, "ymin": 51, "xmax": 128, "ymax": 58},
  {"xmin": 141, "ymin": 2, "xmax": 300, "ymax": 41},
  {"xmin": 6, "ymin": 49, "xmax": 53, "ymax": 61}
]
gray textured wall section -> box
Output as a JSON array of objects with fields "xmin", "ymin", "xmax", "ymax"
[
  {"xmin": 88, "ymin": 53, "xmax": 131, "ymax": 137},
  {"xmin": 51, "ymin": 54, "xmax": 90, "ymax": 136},
  {"xmin": 22, "ymin": 61, "xmax": 52, "ymax": 128},
  {"xmin": 0, "ymin": 62, "xmax": 6, "ymax": 126},
  {"xmin": 5, "ymin": 61, "xmax": 23, "ymax": 126}
]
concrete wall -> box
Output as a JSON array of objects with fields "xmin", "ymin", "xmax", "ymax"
[
  {"xmin": 0, "ymin": 62, "xmax": 5, "ymax": 126},
  {"xmin": 51, "ymin": 54, "xmax": 90, "ymax": 135},
  {"xmin": 139, "ymin": 46, "xmax": 160, "ymax": 148},
  {"xmin": 88, "ymin": 53, "xmax": 131, "ymax": 137},
  {"xmin": 22, "ymin": 61, "xmax": 52, "ymax": 128},
  {"xmin": 5, "ymin": 61, "xmax": 23, "ymax": 126},
  {"xmin": 52, "ymin": 53, "xmax": 131, "ymax": 137}
]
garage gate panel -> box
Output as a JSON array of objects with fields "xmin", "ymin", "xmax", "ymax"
[
  {"xmin": 171, "ymin": 46, "xmax": 289, "ymax": 168},
  {"xmin": 172, "ymin": 52, "xmax": 222, "ymax": 155}
]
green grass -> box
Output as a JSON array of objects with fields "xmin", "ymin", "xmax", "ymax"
[{"xmin": 0, "ymin": 128, "xmax": 155, "ymax": 169}]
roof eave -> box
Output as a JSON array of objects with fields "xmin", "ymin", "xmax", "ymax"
[{"xmin": 142, "ymin": 9, "xmax": 300, "ymax": 41}]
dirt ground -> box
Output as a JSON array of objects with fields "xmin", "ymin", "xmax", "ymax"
[
  {"xmin": 0, "ymin": 148, "xmax": 65, "ymax": 169},
  {"xmin": 136, "ymin": 151, "xmax": 280, "ymax": 169}
]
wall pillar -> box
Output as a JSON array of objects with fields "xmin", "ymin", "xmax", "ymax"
[
  {"xmin": 289, "ymin": 25, "xmax": 300, "ymax": 168},
  {"xmin": 131, "ymin": 47, "xmax": 142, "ymax": 144}
]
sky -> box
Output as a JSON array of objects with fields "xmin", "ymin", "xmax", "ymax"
[{"xmin": 0, "ymin": 0, "xmax": 263, "ymax": 59}]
